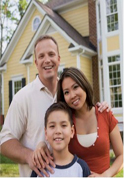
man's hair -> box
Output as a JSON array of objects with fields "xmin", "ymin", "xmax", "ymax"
[
  {"xmin": 34, "ymin": 35, "xmax": 59, "ymax": 58},
  {"xmin": 57, "ymin": 67, "xmax": 94, "ymax": 110},
  {"xmin": 45, "ymin": 102, "xmax": 73, "ymax": 128}
]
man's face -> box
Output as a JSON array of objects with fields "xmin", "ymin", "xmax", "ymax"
[{"xmin": 35, "ymin": 39, "xmax": 60, "ymax": 82}]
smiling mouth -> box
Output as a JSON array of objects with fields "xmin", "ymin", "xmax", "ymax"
[
  {"xmin": 44, "ymin": 66, "xmax": 53, "ymax": 70},
  {"xmin": 72, "ymin": 99, "xmax": 79, "ymax": 105},
  {"xmin": 54, "ymin": 138, "xmax": 64, "ymax": 141}
]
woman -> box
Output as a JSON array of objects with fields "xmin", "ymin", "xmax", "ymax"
[
  {"xmin": 33, "ymin": 67, "xmax": 123, "ymax": 177},
  {"xmin": 56, "ymin": 67, "xmax": 123, "ymax": 177}
]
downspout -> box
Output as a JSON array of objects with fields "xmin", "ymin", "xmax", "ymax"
[
  {"xmin": 76, "ymin": 50, "xmax": 85, "ymax": 69},
  {"xmin": 27, "ymin": 65, "xmax": 30, "ymax": 84}
]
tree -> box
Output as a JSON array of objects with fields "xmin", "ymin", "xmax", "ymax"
[
  {"xmin": 0, "ymin": 0, "xmax": 29, "ymax": 58},
  {"xmin": 0, "ymin": 0, "xmax": 28, "ymax": 116}
]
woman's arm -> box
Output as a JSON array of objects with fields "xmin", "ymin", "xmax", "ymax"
[
  {"xmin": 102, "ymin": 125, "xmax": 123, "ymax": 177},
  {"xmin": 89, "ymin": 125, "xmax": 123, "ymax": 177}
]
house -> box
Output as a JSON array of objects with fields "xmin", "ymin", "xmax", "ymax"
[{"xmin": 0, "ymin": 0, "xmax": 123, "ymax": 132}]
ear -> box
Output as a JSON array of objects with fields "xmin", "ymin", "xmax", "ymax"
[
  {"xmin": 35, "ymin": 59, "xmax": 38, "ymax": 68},
  {"xmin": 70, "ymin": 125, "xmax": 75, "ymax": 139},
  {"xmin": 45, "ymin": 128, "xmax": 48, "ymax": 141},
  {"xmin": 58, "ymin": 55, "xmax": 61, "ymax": 64}
]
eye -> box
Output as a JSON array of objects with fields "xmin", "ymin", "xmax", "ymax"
[
  {"xmin": 39, "ymin": 54, "xmax": 44, "ymax": 59},
  {"xmin": 62, "ymin": 124, "xmax": 67, "ymax": 128},
  {"xmin": 63, "ymin": 91, "xmax": 69, "ymax": 95},
  {"xmin": 49, "ymin": 52, "xmax": 55, "ymax": 57},
  {"xmin": 49, "ymin": 125, "xmax": 55, "ymax": 128},
  {"xmin": 73, "ymin": 84, "xmax": 79, "ymax": 89}
]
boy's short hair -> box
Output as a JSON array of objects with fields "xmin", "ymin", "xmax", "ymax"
[{"xmin": 45, "ymin": 102, "xmax": 73, "ymax": 128}]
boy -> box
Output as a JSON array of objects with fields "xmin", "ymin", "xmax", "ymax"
[{"xmin": 31, "ymin": 102, "xmax": 90, "ymax": 177}]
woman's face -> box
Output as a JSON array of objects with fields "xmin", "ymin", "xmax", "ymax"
[{"xmin": 62, "ymin": 77, "xmax": 87, "ymax": 111}]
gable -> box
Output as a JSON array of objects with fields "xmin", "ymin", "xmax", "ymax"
[{"xmin": 0, "ymin": 0, "xmax": 96, "ymax": 68}]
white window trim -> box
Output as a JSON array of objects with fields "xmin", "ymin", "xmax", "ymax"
[
  {"xmin": 106, "ymin": 0, "xmax": 119, "ymax": 34},
  {"xmin": 32, "ymin": 16, "xmax": 41, "ymax": 32},
  {"xmin": 12, "ymin": 75, "xmax": 23, "ymax": 97}
]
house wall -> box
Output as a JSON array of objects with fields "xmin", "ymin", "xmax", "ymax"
[
  {"xmin": 96, "ymin": 0, "xmax": 123, "ymax": 130},
  {"xmin": 107, "ymin": 35, "xmax": 120, "ymax": 52},
  {"xmin": 3, "ymin": 5, "xmax": 93, "ymax": 117},
  {"xmin": 80, "ymin": 56, "xmax": 92, "ymax": 85},
  {"xmin": 61, "ymin": 4, "xmax": 89, "ymax": 36},
  {"xmin": 4, "ymin": 9, "xmax": 43, "ymax": 115}
]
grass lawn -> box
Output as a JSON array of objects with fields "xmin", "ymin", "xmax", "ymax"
[
  {"xmin": 0, "ymin": 153, "xmax": 123, "ymax": 177},
  {"xmin": 0, "ymin": 154, "xmax": 19, "ymax": 177}
]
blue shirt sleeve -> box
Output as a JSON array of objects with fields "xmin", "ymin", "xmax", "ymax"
[{"xmin": 77, "ymin": 158, "xmax": 91, "ymax": 177}]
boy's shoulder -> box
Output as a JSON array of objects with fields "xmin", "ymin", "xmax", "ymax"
[
  {"xmin": 75, "ymin": 155, "xmax": 91, "ymax": 177},
  {"xmin": 76, "ymin": 155, "xmax": 89, "ymax": 168}
]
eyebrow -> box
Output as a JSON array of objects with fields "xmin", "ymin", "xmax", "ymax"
[{"xmin": 48, "ymin": 120, "xmax": 68, "ymax": 124}]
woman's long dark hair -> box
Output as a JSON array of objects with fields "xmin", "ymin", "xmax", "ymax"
[{"xmin": 57, "ymin": 67, "xmax": 94, "ymax": 110}]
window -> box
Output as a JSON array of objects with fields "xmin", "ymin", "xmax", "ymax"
[
  {"xmin": 108, "ymin": 55, "xmax": 122, "ymax": 107},
  {"xmin": 9, "ymin": 77, "xmax": 26, "ymax": 105},
  {"xmin": 32, "ymin": 17, "xmax": 41, "ymax": 31},
  {"xmin": 13, "ymin": 80, "xmax": 22, "ymax": 96},
  {"xmin": 106, "ymin": 0, "xmax": 118, "ymax": 32}
]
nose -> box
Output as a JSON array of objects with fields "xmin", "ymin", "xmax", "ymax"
[
  {"xmin": 55, "ymin": 126, "xmax": 61, "ymax": 134},
  {"xmin": 70, "ymin": 91, "xmax": 76, "ymax": 99},
  {"xmin": 44, "ymin": 55, "xmax": 50, "ymax": 63}
]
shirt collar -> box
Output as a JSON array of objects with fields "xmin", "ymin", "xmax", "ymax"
[{"xmin": 35, "ymin": 75, "xmax": 59, "ymax": 91}]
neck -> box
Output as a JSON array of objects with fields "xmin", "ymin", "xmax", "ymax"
[
  {"xmin": 75, "ymin": 104, "xmax": 94, "ymax": 120},
  {"xmin": 52, "ymin": 148, "xmax": 74, "ymax": 166},
  {"xmin": 39, "ymin": 75, "xmax": 58, "ymax": 96}
]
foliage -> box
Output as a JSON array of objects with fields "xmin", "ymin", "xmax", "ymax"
[{"xmin": 0, "ymin": 0, "xmax": 28, "ymax": 57}]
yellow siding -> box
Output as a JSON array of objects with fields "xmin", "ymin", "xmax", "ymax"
[
  {"xmin": 51, "ymin": 33, "xmax": 77, "ymax": 67},
  {"xmin": 4, "ymin": 9, "xmax": 44, "ymax": 115},
  {"xmin": 80, "ymin": 56, "xmax": 92, "ymax": 85},
  {"xmin": 61, "ymin": 5, "xmax": 89, "ymax": 36},
  {"xmin": 107, "ymin": 35, "xmax": 120, "ymax": 52}
]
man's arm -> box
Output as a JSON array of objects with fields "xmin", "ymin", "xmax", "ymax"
[
  {"xmin": 1, "ymin": 139, "xmax": 43, "ymax": 177},
  {"xmin": 1, "ymin": 139, "xmax": 32, "ymax": 164}
]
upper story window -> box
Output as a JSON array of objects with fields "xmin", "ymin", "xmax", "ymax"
[
  {"xmin": 32, "ymin": 16, "xmax": 41, "ymax": 31},
  {"xmin": 106, "ymin": 0, "xmax": 118, "ymax": 32},
  {"xmin": 108, "ymin": 55, "xmax": 122, "ymax": 108}
]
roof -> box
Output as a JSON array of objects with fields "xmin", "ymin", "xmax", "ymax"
[
  {"xmin": 46, "ymin": 0, "xmax": 75, "ymax": 9},
  {"xmin": 0, "ymin": 0, "xmax": 96, "ymax": 67},
  {"xmin": 35, "ymin": 0, "xmax": 95, "ymax": 50},
  {"xmin": 46, "ymin": 0, "xmax": 86, "ymax": 11}
]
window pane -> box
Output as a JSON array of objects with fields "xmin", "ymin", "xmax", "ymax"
[
  {"xmin": 14, "ymin": 80, "xmax": 22, "ymax": 95},
  {"xmin": 106, "ymin": 0, "xmax": 118, "ymax": 32},
  {"xmin": 33, "ymin": 17, "xmax": 41, "ymax": 31}
]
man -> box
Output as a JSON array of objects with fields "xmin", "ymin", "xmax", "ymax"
[{"xmin": 0, "ymin": 35, "xmax": 109, "ymax": 177}]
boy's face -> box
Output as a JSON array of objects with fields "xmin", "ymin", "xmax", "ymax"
[{"xmin": 45, "ymin": 110, "xmax": 74, "ymax": 152}]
